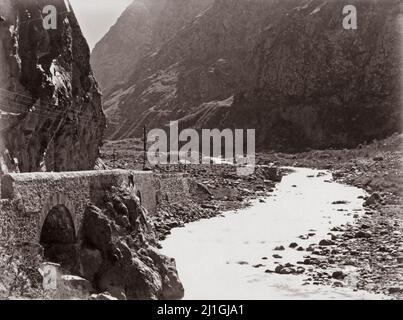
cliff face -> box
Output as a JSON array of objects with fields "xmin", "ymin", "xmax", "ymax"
[
  {"xmin": 0, "ymin": 0, "xmax": 185, "ymax": 301},
  {"xmin": 0, "ymin": 0, "xmax": 105, "ymax": 173},
  {"xmin": 95, "ymin": 0, "xmax": 401, "ymax": 150},
  {"xmin": 99, "ymin": 0, "xmax": 281, "ymax": 139},
  {"xmin": 221, "ymin": 0, "xmax": 402, "ymax": 150}
]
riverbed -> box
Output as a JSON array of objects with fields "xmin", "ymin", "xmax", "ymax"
[{"xmin": 160, "ymin": 167, "xmax": 386, "ymax": 300}]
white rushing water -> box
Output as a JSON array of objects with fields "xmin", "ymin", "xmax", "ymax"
[{"xmin": 160, "ymin": 167, "xmax": 387, "ymax": 300}]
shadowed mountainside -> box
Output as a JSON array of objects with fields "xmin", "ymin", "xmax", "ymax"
[
  {"xmin": 90, "ymin": 0, "xmax": 214, "ymax": 98},
  {"xmin": 93, "ymin": 0, "xmax": 401, "ymax": 151}
]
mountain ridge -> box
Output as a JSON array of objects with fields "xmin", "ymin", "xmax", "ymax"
[{"xmin": 92, "ymin": 0, "xmax": 402, "ymax": 151}]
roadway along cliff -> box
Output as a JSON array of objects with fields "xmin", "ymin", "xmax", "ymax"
[{"xmin": 0, "ymin": 0, "xmax": 105, "ymax": 173}]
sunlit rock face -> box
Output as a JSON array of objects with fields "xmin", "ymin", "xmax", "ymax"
[
  {"xmin": 0, "ymin": 0, "xmax": 105, "ymax": 173},
  {"xmin": 94, "ymin": 0, "xmax": 401, "ymax": 151}
]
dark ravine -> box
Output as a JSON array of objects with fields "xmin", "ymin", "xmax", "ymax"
[{"xmin": 93, "ymin": 0, "xmax": 401, "ymax": 151}]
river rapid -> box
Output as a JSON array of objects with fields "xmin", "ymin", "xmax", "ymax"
[{"xmin": 161, "ymin": 168, "xmax": 386, "ymax": 300}]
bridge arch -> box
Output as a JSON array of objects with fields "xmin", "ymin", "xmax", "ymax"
[
  {"xmin": 38, "ymin": 193, "xmax": 78, "ymax": 242},
  {"xmin": 40, "ymin": 204, "xmax": 76, "ymax": 246},
  {"xmin": 39, "ymin": 203, "xmax": 78, "ymax": 269}
]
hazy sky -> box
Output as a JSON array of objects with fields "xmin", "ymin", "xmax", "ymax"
[{"xmin": 69, "ymin": 0, "xmax": 132, "ymax": 50}]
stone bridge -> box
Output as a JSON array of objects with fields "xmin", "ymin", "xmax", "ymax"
[{"xmin": 0, "ymin": 170, "xmax": 188, "ymax": 258}]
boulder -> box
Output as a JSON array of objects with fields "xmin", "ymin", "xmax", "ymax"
[
  {"xmin": 332, "ymin": 271, "xmax": 347, "ymax": 280},
  {"xmin": 82, "ymin": 206, "xmax": 113, "ymax": 253},
  {"xmin": 355, "ymin": 231, "xmax": 372, "ymax": 239},
  {"xmin": 61, "ymin": 275, "xmax": 94, "ymax": 294},
  {"xmin": 319, "ymin": 239, "xmax": 336, "ymax": 246},
  {"xmin": 274, "ymin": 246, "xmax": 285, "ymax": 251},
  {"xmin": 289, "ymin": 242, "xmax": 298, "ymax": 249},
  {"xmin": 364, "ymin": 193, "xmax": 383, "ymax": 206},
  {"xmin": 259, "ymin": 166, "xmax": 282, "ymax": 182},
  {"xmin": 79, "ymin": 247, "xmax": 103, "ymax": 282},
  {"xmin": 98, "ymin": 257, "xmax": 163, "ymax": 300}
]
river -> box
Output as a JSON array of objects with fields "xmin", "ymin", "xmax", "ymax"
[{"xmin": 160, "ymin": 168, "xmax": 386, "ymax": 300}]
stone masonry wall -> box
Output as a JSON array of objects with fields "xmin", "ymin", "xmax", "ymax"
[
  {"xmin": 0, "ymin": 170, "xmax": 190, "ymax": 297},
  {"xmin": 155, "ymin": 174, "xmax": 190, "ymax": 206},
  {"xmin": 0, "ymin": 170, "xmax": 157, "ymax": 243}
]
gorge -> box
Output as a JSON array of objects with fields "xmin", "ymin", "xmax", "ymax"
[
  {"xmin": 92, "ymin": 0, "xmax": 401, "ymax": 151},
  {"xmin": 0, "ymin": 0, "xmax": 402, "ymax": 301}
]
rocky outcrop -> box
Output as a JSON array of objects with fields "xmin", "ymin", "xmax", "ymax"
[
  {"xmin": 0, "ymin": 1, "xmax": 183, "ymax": 300},
  {"xmin": 96, "ymin": 0, "xmax": 401, "ymax": 150},
  {"xmin": 0, "ymin": 0, "xmax": 105, "ymax": 173},
  {"xmin": 0, "ymin": 169, "xmax": 185, "ymax": 300},
  {"xmin": 46, "ymin": 185, "xmax": 184, "ymax": 300}
]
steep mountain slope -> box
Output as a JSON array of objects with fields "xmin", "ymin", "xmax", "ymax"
[
  {"xmin": 97, "ymin": 0, "xmax": 401, "ymax": 150},
  {"xmin": 219, "ymin": 0, "xmax": 402, "ymax": 150},
  {"xmin": 91, "ymin": 0, "xmax": 214, "ymax": 97},
  {"xmin": 103, "ymin": 0, "xmax": 286, "ymax": 139},
  {"xmin": 194, "ymin": 0, "xmax": 402, "ymax": 150},
  {"xmin": 0, "ymin": 0, "xmax": 105, "ymax": 172}
]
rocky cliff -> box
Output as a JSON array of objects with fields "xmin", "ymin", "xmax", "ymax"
[
  {"xmin": 0, "ymin": 0, "xmax": 184, "ymax": 301},
  {"xmin": 95, "ymin": 0, "xmax": 401, "ymax": 151},
  {"xmin": 0, "ymin": 0, "xmax": 105, "ymax": 173},
  {"xmin": 217, "ymin": 0, "xmax": 402, "ymax": 150}
]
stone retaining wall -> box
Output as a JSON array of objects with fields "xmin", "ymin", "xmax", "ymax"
[
  {"xmin": 155, "ymin": 173, "xmax": 190, "ymax": 206},
  {"xmin": 0, "ymin": 170, "xmax": 190, "ymax": 245},
  {"xmin": 0, "ymin": 170, "xmax": 157, "ymax": 242}
]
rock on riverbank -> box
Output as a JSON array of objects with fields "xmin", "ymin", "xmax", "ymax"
[
  {"xmin": 257, "ymin": 133, "xmax": 403, "ymax": 299},
  {"xmin": 43, "ymin": 184, "xmax": 184, "ymax": 300},
  {"xmin": 101, "ymin": 134, "xmax": 402, "ymax": 299}
]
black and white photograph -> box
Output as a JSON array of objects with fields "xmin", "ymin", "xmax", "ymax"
[{"xmin": 0, "ymin": 0, "xmax": 402, "ymax": 306}]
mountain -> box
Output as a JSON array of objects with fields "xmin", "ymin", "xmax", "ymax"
[
  {"xmin": 212, "ymin": 0, "xmax": 402, "ymax": 150},
  {"xmin": 0, "ymin": 0, "xmax": 105, "ymax": 172},
  {"xmin": 90, "ymin": 0, "xmax": 214, "ymax": 97},
  {"xmin": 93, "ymin": 0, "xmax": 401, "ymax": 151}
]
